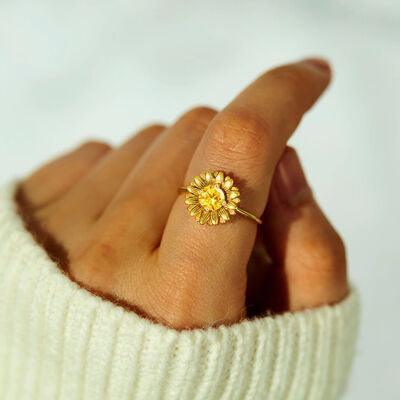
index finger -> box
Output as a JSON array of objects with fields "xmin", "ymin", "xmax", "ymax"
[
  {"xmin": 159, "ymin": 59, "xmax": 331, "ymax": 325},
  {"xmin": 204, "ymin": 57, "xmax": 331, "ymax": 201}
]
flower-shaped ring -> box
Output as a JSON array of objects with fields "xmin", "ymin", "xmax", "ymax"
[{"xmin": 180, "ymin": 171, "xmax": 262, "ymax": 225}]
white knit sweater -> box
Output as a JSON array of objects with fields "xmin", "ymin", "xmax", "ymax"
[{"xmin": 0, "ymin": 183, "xmax": 359, "ymax": 400}]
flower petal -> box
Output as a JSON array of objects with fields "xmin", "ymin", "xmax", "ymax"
[
  {"xmin": 223, "ymin": 177, "xmax": 233, "ymax": 190},
  {"xmin": 185, "ymin": 196, "xmax": 198, "ymax": 205},
  {"xmin": 187, "ymin": 186, "xmax": 200, "ymax": 195},
  {"xmin": 215, "ymin": 171, "xmax": 224, "ymax": 183},
  {"xmin": 210, "ymin": 211, "xmax": 219, "ymax": 225},
  {"xmin": 200, "ymin": 211, "xmax": 210, "ymax": 225},
  {"xmin": 189, "ymin": 204, "xmax": 201, "ymax": 215},
  {"xmin": 205, "ymin": 171, "xmax": 212, "ymax": 182},
  {"xmin": 219, "ymin": 208, "xmax": 230, "ymax": 222},
  {"xmin": 192, "ymin": 207, "xmax": 202, "ymax": 218},
  {"xmin": 227, "ymin": 201, "xmax": 237, "ymax": 210},
  {"xmin": 195, "ymin": 210, "xmax": 203, "ymax": 222},
  {"xmin": 194, "ymin": 176, "xmax": 205, "ymax": 188}
]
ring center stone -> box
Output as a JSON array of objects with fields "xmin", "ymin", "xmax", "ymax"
[{"xmin": 199, "ymin": 184, "xmax": 226, "ymax": 211}]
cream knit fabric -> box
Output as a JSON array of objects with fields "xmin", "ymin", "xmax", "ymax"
[{"xmin": 0, "ymin": 183, "xmax": 359, "ymax": 400}]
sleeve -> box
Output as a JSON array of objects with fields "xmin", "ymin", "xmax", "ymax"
[{"xmin": 0, "ymin": 183, "xmax": 359, "ymax": 400}]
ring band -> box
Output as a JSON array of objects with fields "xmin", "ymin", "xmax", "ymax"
[{"xmin": 180, "ymin": 171, "xmax": 262, "ymax": 225}]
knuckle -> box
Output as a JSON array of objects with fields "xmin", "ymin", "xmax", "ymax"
[
  {"xmin": 180, "ymin": 106, "xmax": 217, "ymax": 130},
  {"xmin": 185, "ymin": 105, "xmax": 217, "ymax": 120},
  {"xmin": 71, "ymin": 233, "xmax": 140, "ymax": 283},
  {"xmin": 145, "ymin": 123, "xmax": 166, "ymax": 131},
  {"xmin": 139, "ymin": 124, "xmax": 166, "ymax": 137},
  {"xmin": 73, "ymin": 237, "xmax": 118, "ymax": 270},
  {"xmin": 125, "ymin": 125, "xmax": 165, "ymax": 146},
  {"xmin": 80, "ymin": 140, "xmax": 111, "ymax": 153},
  {"xmin": 206, "ymin": 108, "xmax": 270, "ymax": 164},
  {"xmin": 70, "ymin": 252, "xmax": 105, "ymax": 285}
]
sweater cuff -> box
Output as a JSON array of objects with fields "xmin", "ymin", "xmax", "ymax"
[{"xmin": 0, "ymin": 183, "xmax": 359, "ymax": 400}]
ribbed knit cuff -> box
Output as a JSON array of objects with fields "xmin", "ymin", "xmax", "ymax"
[{"xmin": 0, "ymin": 183, "xmax": 359, "ymax": 400}]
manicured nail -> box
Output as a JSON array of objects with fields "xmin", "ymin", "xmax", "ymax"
[
  {"xmin": 303, "ymin": 57, "xmax": 331, "ymax": 73},
  {"xmin": 274, "ymin": 147, "xmax": 312, "ymax": 207}
]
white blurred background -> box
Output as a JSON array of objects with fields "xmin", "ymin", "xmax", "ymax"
[{"xmin": 0, "ymin": 1, "xmax": 399, "ymax": 398}]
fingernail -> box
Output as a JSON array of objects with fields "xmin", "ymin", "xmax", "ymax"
[
  {"xmin": 302, "ymin": 57, "xmax": 331, "ymax": 74},
  {"xmin": 274, "ymin": 147, "xmax": 312, "ymax": 207}
]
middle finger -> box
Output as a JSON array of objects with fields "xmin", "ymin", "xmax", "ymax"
[{"xmin": 102, "ymin": 107, "xmax": 217, "ymax": 249}]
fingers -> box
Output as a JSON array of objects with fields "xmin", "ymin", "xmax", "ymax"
[
  {"xmin": 33, "ymin": 125, "xmax": 163, "ymax": 252},
  {"xmin": 103, "ymin": 107, "xmax": 217, "ymax": 247},
  {"xmin": 159, "ymin": 59, "xmax": 331, "ymax": 325},
  {"xmin": 21, "ymin": 141, "xmax": 111, "ymax": 208},
  {"xmin": 261, "ymin": 147, "xmax": 348, "ymax": 312},
  {"xmin": 193, "ymin": 58, "xmax": 331, "ymax": 215},
  {"xmin": 67, "ymin": 107, "xmax": 217, "ymax": 318},
  {"xmin": 61, "ymin": 124, "xmax": 165, "ymax": 221}
]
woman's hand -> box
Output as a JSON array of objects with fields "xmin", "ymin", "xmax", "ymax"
[{"xmin": 19, "ymin": 59, "xmax": 348, "ymax": 329}]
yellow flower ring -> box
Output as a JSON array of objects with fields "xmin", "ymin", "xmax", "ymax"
[{"xmin": 180, "ymin": 171, "xmax": 262, "ymax": 225}]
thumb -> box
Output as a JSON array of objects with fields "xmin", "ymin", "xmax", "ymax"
[{"xmin": 261, "ymin": 147, "xmax": 349, "ymax": 312}]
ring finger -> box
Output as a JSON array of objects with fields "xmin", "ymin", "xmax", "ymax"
[{"xmin": 37, "ymin": 125, "xmax": 164, "ymax": 250}]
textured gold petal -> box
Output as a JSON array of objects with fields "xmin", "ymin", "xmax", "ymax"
[
  {"xmin": 200, "ymin": 172, "xmax": 207, "ymax": 181},
  {"xmin": 194, "ymin": 176, "xmax": 205, "ymax": 188},
  {"xmin": 187, "ymin": 186, "xmax": 200, "ymax": 195},
  {"xmin": 229, "ymin": 191, "xmax": 239, "ymax": 199},
  {"xmin": 228, "ymin": 208, "xmax": 236, "ymax": 215},
  {"xmin": 231, "ymin": 186, "xmax": 239, "ymax": 192},
  {"xmin": 210, "ymin": 211, "xmax": 219, "ymax": 225},
  {"xmin": 200, "ymin": 211, "xmax": 210, "ymax": 225},
  {"xmin": 227, "ymin": 201, "xmax": 237, "ymax": 210},
  {"xmin": 215, "ymin": 171, "xmax": 224, "ymax": 183},
  {"xmin": 185, "ymin": 196, "xmax": 198, "ymax": 205},
  {"xmin": 192, "ymin": 207, "xmax": 202, "ymax": 217},
  {"xmin": 219, "ymin": 208, "xmax": 230, "ymax": 222},
  {"xmin": 205, "ymin": 171, "xmax": 212, "ymax": 182},
  {"xmin": 189, "ymin": 204, "xmax": 202, "ymax": 215},
  {"xmin": 223, "ymin": 177, "xmax": 233, "ymax": 190},
  {"xmin": 232, "ymin": 197, "xmax": 240, "ymax": 204}
]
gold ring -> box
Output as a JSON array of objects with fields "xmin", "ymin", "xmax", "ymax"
[{"xmin": 180, "ymin": 171, "xmax": 262, "ymax": 225}]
